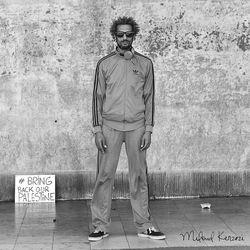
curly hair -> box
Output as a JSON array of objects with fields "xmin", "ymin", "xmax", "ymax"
[{"xmin": 110, "ymin": 16, "xmax": 140, "ymax": 39}]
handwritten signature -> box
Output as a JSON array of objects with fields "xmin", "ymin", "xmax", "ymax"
[{"xmin": 180, "ymin": 230, "xmax": 245, "ymax": 243}]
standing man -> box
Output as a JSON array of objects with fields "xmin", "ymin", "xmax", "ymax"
[{"xmin": 89, "ymin": 16, "xmax": 165, "ymax": 241}]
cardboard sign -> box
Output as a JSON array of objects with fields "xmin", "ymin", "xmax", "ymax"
[{"xmin": 15, "ymin": 175, "xmax": 55, "ymax": 203}]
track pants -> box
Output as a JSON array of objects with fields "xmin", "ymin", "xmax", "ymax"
[{"xmin": 90, "ymin": 125, "xmax": 153, "ymax": 233}]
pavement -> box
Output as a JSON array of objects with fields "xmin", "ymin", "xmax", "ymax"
[{"xmin": 0, "ymin": 197, "xmax": 250, "ymax": 250}]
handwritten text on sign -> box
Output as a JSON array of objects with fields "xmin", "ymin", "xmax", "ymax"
[{"xmin": 15, "ymin": 175, "xmax": 55, "ymax": 203}]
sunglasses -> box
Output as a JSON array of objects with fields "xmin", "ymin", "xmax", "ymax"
[{"xmin": 115, "ymin": 31, "xmax": 134, "ymax": 38}]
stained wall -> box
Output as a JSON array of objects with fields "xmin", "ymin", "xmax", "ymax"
[{"xmin": 0, "ymin": 0, "xmax": 249, "ymax": 200}]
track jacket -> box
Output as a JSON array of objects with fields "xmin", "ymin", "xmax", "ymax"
[{"xmin": 92, "ymin": 48, "xmax": 155, "ymax": 133}]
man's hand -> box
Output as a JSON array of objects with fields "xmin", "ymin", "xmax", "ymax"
[
  {"xmin": 140, "ymin": 131, "xmax": 152, "ymax": 151},
  {"xmin": 95, "ymin": 132, "xmax": 107, "ymax": 153}
]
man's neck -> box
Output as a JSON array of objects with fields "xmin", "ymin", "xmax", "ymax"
[{"xmin": 116, "ymin": 46, "xmax": 132, "ymax": 55}]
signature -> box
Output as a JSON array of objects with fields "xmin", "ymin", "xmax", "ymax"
[{"xmin": 180, "ymin": 230, "xmax": 245, "ymax": 243}]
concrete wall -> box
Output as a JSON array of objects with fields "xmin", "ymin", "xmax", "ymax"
[{"xmin": 0, "ymin": 0, "xmax": 250, "ymax": 200}]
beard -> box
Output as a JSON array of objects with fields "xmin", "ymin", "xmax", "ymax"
[{"xmin": 117, "ymin": 40, "xmax": 132, "ymax": 50}]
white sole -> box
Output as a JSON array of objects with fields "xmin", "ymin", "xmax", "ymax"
[
  {"xmin": 138, "ymin": 233, "xmax": 166, "ymax": 240},
  {"xmin": 88, "ymin": 233, "xmax": 109, "ymax": 241}
]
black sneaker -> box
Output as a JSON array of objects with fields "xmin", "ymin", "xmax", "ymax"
[
  {"xmin": 138, "ymin": 227, "xmax": 166, "ymax": 240},
  {"xmin": 88, "ymin": 230, "xmax": 109, "ymax": 241}
]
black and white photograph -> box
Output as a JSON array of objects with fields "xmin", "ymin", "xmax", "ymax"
[{"xmin": 0, "ymin": 0, "xmax": 249, "ymax": 249}]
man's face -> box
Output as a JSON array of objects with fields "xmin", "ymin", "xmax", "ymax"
[{"xmin": 115, "ymin": 24, "xmax": 134, "ymax": 50}]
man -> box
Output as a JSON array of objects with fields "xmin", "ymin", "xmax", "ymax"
[{"xmin": 89, "ymin": 16, "xmax": 165, "ymax": 241}]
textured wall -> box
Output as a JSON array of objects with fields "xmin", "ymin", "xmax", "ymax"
[{"xmin": 0, "ymin": 0, "xmax": 250, "ymax": 199}]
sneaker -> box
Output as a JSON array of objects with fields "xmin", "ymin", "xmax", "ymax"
[
  {"xmin": 138, "ymin": 227, "xmax": 166, "ymax": 240},
  {"xmin": 88, "ymin": 230, "xmax": 109, "ymax": 241}
]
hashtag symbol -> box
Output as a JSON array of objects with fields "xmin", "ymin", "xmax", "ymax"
[{"xmin": 19, "ymin": 178, "xmax": 25, "ymax": 184}]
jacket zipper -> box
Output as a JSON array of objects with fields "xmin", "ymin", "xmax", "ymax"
[{"xmin": 123, "ymin": 61, "xmax": 127, "ymax": 130}]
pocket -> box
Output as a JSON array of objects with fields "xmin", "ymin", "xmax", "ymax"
[{"xmin": 102, "ymin": 125, "xmax": 113, "ymax": 138}]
